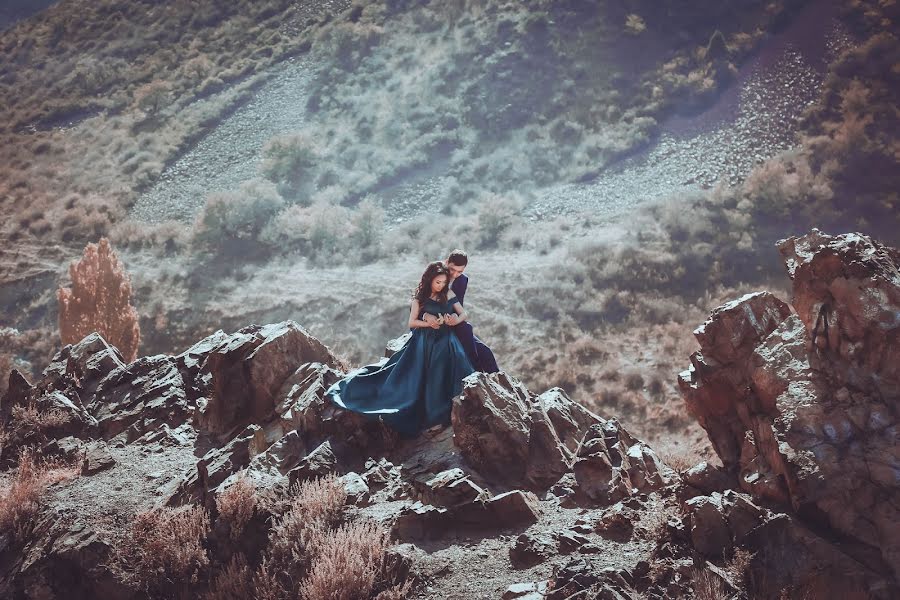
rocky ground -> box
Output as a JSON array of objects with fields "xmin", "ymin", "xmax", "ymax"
[{"xmin": 1, "ymin": 229, "xmax": 897, "ymax": 599}]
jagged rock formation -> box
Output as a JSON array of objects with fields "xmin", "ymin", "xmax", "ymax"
[
  {"xmin": 680, "ymin": 230, "xmax": 900, "ymax": 596},
  {"xmin": 1, "ymin": 230, "xmax": 897, "ymax": 599}
]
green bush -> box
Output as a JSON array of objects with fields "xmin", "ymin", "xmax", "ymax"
[
  {"xmin": 193, "ymin": 179, "xmax": 284, "ymax": 255},
  {"xmin": 260, "ymin": 133, "xmax": 321, "ymax": 201}
]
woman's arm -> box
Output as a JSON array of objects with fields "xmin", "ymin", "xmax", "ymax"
[{"xmin": 409, "ymin": 300, "xmax": 439, "ymax": 329}]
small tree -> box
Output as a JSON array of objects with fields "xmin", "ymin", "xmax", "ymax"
[
  {"xmin": 260, "ymin": 133, "xmax": 320, "ymax": 200},
  {"xmin": 57, "ymin": 238, "xmax": 141, "ymax": 362},
  {"xmin": 133, "ymin": 79, "xmax": 171, "ymax": 115}
]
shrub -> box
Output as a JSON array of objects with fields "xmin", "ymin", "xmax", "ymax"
[
  {"xmin": 215, "ymin": 475, "xmax": 257, "ymax": 541},
  {"xmin": 692, "ymin": 567, "xmax": 729, "ymax": 600},
  {"xmin": 108, "ymin": 219, "xmax": 190, "ymax": 254},
  {"xmin": 0, "ymin": 448, "xmax": 79, "ymax": 542},
  {"xmin": 260, "ymin": 133, "xmax": 321, "ymax": 200},
  {"xmin": 193, "ymin": 179, "xmax": 285, "ymax": 254},
  {"xmin": 300, "ymin": 521, "xmax": 390, "ymax": 600},
  {"xmin": 204, "ymin": 554, "xmax": 254, "ymax": 600},
  {"xmin": 476, "ymin": 194, "xmax": 521, "ymax": 248},
  {"xmin": 50, "ymin": 193, "xmax": 126, "ymax": 243},
  {"xmin": 133, "ymin": 79, "xmax": 172, "ymax": 115},
  {"xmin": 350, "ymin": 196, "xmax": 384, "ymax": 263},
  {"xmin": 57, "ymin": 237, "xmax": 141, "ymax": 362},
  {"xmin": 268, "ymin": 475, "xmax": 347, "ymax": 559},
  {"xmin": 110, "ymin": 505, "xmax": 211, "ymax": 595},
  {"xmin": 7, "ymin": 403, "xmax": 70, "ymax": 451}
]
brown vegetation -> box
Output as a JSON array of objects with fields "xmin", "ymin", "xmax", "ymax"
[
  {"xmin": 215, "ymin": 475, "xmax": 257, "ymax": 541},
  {"xmin": 57, "ymin": 238, "xmax": 140, "ymax": 362},
  {"xmin": 300, "ymin": 521, "xmax": 391, "ymax": 600},
  {"xmin": 110, "ymin": 504, "xmax": 211, "ymax": 596},
  {"xmin": 0, "ymin": 447, "xmax": 79, "ymax": 542}
]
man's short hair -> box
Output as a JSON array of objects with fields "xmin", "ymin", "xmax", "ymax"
[{"xmin": 447, "ymin": 249, "xmax": 468, "ymax": 266}]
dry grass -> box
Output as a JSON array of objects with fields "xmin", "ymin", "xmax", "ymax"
[
  {"xmin": 692, "ymin": 567, "xmax": 729, "ymax": 600},
  {"xmin": 203, "ymin": 554, "xmax": 254, "ymax": 600},
  {"xmin": 726, "ymin": 548, "xmax": 754, "ymax": 591},
  {"xmin": 110, "ymin": 504, "xmax": 211, "ymax": 595},
  {"xmin": 11, "ymin": 403, "xmax": 70, "ymax": 437},
  {"xmin": 300, "ymin": 521, "xmax": 391, "ymax": 600},
  {"xmin": 215, "ymin": 475, "xmax": 257, "ymax": 541},
  {"xmin": 0, "ymin": 447, "xmax": 79, "ymax": 541}
]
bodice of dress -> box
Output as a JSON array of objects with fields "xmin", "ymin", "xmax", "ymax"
[{"xmin": 420, "ymin": 297, "xmax": 460, "ymax": 321}]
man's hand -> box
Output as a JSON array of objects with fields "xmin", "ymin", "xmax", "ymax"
[{"xmin": 445, "ymin": 313, "xmax": 460, "ymax": 326}]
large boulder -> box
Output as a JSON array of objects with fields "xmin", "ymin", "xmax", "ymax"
[
  {"xmin": 678, "ymin": 291, "xmax": 792, "ymax": 467},
  {"xmin": 36, "ymin": 333, "xmax": 127, "ymax": 403},
  {"xmin": 679, "ymin": 231, "xmax": 900, "ymax": 583},
  {"xmin": 572, "ymin": 419, "xmax": 675, "ymax": 505},
  {"xmin": 89, "ymin": 354, "xmax": 191, "ymax": 442},
  {"xmin": 189, "ymin": 321, "xmax": 343, "ymax": 436},
  {"xmin": 779, "ymin": 229, "xmax": 900, "ymax": 398},
  {"xmin": 451, "ymin": 372, "xmax": 602, "ymax": 491}
]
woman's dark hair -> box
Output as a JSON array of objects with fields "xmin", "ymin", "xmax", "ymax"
[{"xmin": 414, "ymin": 261, "xmax": 451, "ymax": 305}]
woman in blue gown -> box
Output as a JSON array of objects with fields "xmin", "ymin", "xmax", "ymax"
[{"xmin": 325, "ymin": 261, "xmax": 475, "ymax": 437}]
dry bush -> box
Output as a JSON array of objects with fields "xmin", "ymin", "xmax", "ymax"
[
  {"xmin": 653, "ymin": 438, "xmax": 707, "ymax": 473},
  {"xmin": 0, "ymin": 447, "xmax": 79, "ymax": 541},
  {"xmin": 267, "ymin": 475, "xmax": 347, "ymax": 571},
  {"xmin": 0, "ymin": 352, "xmax": 12, "ymax": 398},
  {"xmin": 374, "ymin": 582, "xmax": 413, "ymax": 600},
  {"xmin": 726, "ymin": 548, "xmax": 754, "ymax": 590},
  {"xmin": 692, "ymin": 567, "xmax": 729, "ymax": 600},
  {"xmin": 7, "ymin": 403, "xmax": 70, "ymax": 451},
  {"xmin": 57, "ymin": 238, "xmax": 140, "ymax": 362},
  {"xmin": 111, "ymin": 505, "xmax": 211, "ymax": 595},
  {"xmin": 300, "ymin": 521, "xmax": 390, "ymax": 600},
  {"xmin": 108, "ymin": 219, "xmax": 190, "ymax": 254},
  {"xmin": 260, "ymin": 133, "xmax": 321, "ymax": 200},
  {"xmin": 204, "ymin": 554, "xmax": 254, "ymax": 600},
  {"xmin": 215, "ymin": 475, "xmax": 257, "ymax": 541}
]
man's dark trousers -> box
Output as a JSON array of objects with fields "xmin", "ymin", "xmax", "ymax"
[{"xmin": 450, "ymin": 274, "xmax": 499, "ymax": 373}]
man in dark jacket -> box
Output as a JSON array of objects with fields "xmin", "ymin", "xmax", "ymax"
[{"xmin": 441, "ymin": 249, "xmax": 499, "ymax": 373}]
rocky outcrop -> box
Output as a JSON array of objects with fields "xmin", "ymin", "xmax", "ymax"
[
  {"xmin": 4, "ymin": 231, "xmax": 897, "ymax": 600},
  {"xmin": 572, "ymin": 419, "xmax": 675, "ymax": 505},
  {"xmin": 680, "ymin": 230, "xmax": 900, "ymax": 587},
  {"xmin": 190, "ymin": 321, "xmax": 344, "ymax": 436},
  {"xmin": 451, "ymin": 372, "xmax": 603, "ymax": 491}
]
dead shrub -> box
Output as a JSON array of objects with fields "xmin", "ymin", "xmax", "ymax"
[
  {"xmin": 300, "ymin": 521, "xmax": 390, "ymax": 600},
  {"xmin": 267, "ymin": 475, "xmax": 347, "ymax": 575},
  {"xmin": 0, "ymin": 447, "xmax": 79, "ymax": 541},
  {"xmin": 216, "ymin": 475, "xmax": 257, "ymax": 541},
  {"xmin": 624, "ymin": 371, "xmax": 645, "ymax": 391},
  {"xmin": 204, "ymin": 554, "xmax": 254, "ymax": 600},
  {"xmin": 57, "ymin": 237, "xmax": 141, "ymax": 362},
  {"xmin": 110, "ymin": 505, "xmax": 211, "ymax": 595}
]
